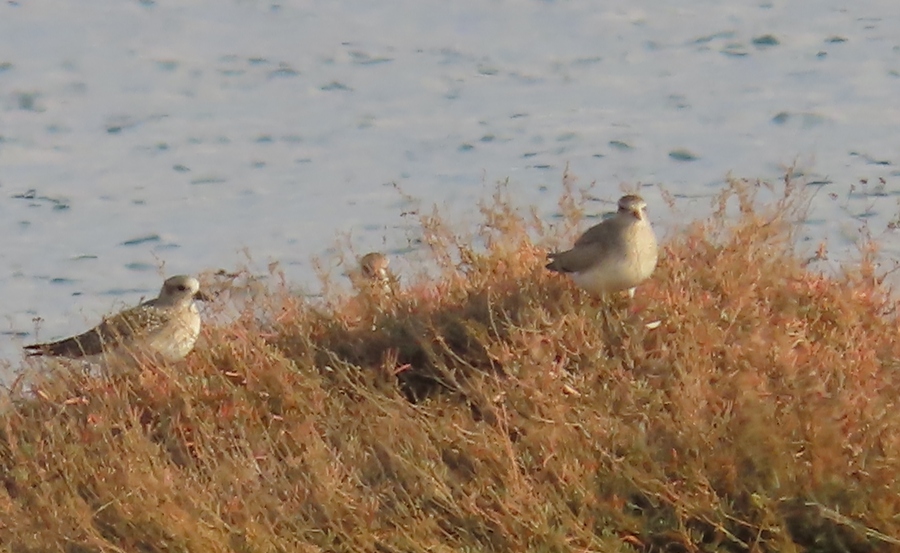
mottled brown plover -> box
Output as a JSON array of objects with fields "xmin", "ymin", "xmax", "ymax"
[{"xmin": 24, "ymin": 275, "xmax": 210, "ymax": 362}]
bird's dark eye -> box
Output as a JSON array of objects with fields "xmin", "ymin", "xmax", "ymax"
[{"xmin": 177, "ymin": 285, "xmax": 187, "ymax": 291}]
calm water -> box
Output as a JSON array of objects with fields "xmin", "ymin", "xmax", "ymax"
[{"xmin": 2, "ymin": 0, "xmax": 899, "ymax": 372}]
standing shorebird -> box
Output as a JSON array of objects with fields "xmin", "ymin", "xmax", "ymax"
[
  {"xmin": 24, "ymin": 275, "xmax": 210, "ymax": 362},
  {"xmin": 546, "ymin": 194, "xmax": 658, "ymax": 297}
]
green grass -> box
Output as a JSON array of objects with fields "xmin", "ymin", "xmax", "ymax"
[{"xmin": 2, "ymin": 174, "xmax": 899, "ymax": 552}]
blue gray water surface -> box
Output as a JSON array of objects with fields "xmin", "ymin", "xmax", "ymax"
[{"xmin": 2, "ymin": 1, "xmax": 899, "ymax": 371}]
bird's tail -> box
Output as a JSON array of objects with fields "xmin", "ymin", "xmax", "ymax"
[
  {"xmin": 22, "ymin": 344, "xmax": 47, "ymax": 357},
  {"xmin": 23, "ymin": 337, "xmax": 92, "ymax": 358}
]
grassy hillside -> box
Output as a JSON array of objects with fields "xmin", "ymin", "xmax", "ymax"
[{"xmin": 2, "ymin": 176, "xmax": 899, "ymax": 552}]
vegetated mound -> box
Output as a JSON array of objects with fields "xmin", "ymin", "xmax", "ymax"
[{"xmin": 1, "ymin": 176, "xmax": 898, "ymax": 552}]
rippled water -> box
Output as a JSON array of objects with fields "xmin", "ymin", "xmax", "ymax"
[{"xmin": 2, "ymin": 0, "xmax": 899, "ymax": 372}]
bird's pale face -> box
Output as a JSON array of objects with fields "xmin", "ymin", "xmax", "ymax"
[
  {"xmin": 617, "ymin": 195, "xmax": 648, "ymax": 221},
  {"xmin": 160, "ymin": 275, "xmax": 208, "ymax": 306}
]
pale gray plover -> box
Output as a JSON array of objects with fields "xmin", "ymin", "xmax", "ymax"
[{"xmin": 546, "ymin": 194, "xmax": 658, "ymax": 298}]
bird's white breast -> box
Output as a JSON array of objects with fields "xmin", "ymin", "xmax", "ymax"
[
  {"xmin": 147, "ymin": 302, "xmax": 202, "ymax": 362},
  {"xmin": 572, "ymin": 219, "xmax": 657, "ymax": 295}
]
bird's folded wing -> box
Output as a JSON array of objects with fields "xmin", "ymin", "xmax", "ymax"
[
  {"xmin": 24, "ymin": 325, "xmax": 109, "ymax": 357},
  {"xmin": 25, "ymin": 306, "xmax": 171, "ymax": 358},
  {"xmin": 547, "ymin": 242, "xmax": 609, "ymax": 273},
  {"xmin": 573, "ymin": 220, "xmax": 618, "ymax": 247}
]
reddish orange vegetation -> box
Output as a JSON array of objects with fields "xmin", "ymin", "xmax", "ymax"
[{"xmin": 0, "ymin": 176, "xmax": 898, "ymax": 552}]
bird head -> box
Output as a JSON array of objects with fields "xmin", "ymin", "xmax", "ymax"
[
  {"xmin": 159, "ymin": 275, "xmax": 210, "ymax": 307},
  {"xmin": 617, "ymin": 194, "xmax": 648, "ymax": 221},
  {"xmin": 360, "ymin": 252, "xmax": 390, "ymax": 282}
]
